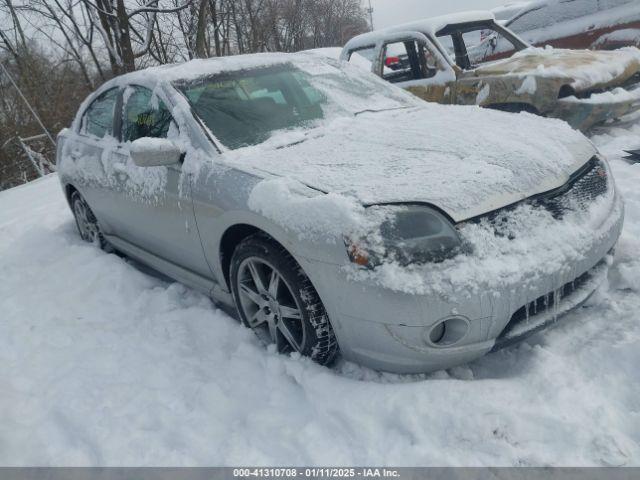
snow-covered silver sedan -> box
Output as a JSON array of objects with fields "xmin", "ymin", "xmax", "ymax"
[{"xmin": 57, "ymin": 52, "xmax": 624, "ymax": 373}]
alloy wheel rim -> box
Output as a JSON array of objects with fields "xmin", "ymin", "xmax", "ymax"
[
  {"xmin": 236, "ymin": 257, "xmax": 305, "ymax": 353},
  {"xmin": 73, "ymin": 198, "xmax": 98, "ymax": 242}
]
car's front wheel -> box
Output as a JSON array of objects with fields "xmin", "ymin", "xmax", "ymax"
[{"xmin": 230, "ymin": 234, "xmax": 338, "ymax": 366}]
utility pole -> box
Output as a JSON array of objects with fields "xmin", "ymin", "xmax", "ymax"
[
  {"xmin": 366, "ymin": 0, "xmax": 374, "ymax": 31},
  {"xmin": 0, "ymin": 62, "xmax": 55, "ymax": 147},
  {"xmin": 0, "ymin": 62, "xmax": 56, "ymax": 177}
]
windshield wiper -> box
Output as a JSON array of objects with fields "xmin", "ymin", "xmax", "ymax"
[
  {"xmin": 354, "ymin": 106, "xmax": 415, "ymax": 116},
  {"xmin": 275, "ymin": 138, "xmax": 308, "ymax": 149}
]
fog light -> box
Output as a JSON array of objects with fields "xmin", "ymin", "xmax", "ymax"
[
  {"xmin": 429, "ymin": 322, "xmax": 446, "ymax": 344},
  {"xmin": 425, "ymin": 317, "xmax": 470, "ymax": 347}
]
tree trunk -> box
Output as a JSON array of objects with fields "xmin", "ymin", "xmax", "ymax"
[
  {"xmin": 210, "ymin": 0, "xmax": 221, "ymax": 57},
  {"xmin": 115, "ymin": 0, "xmax": 136, "ymax": 72},
  {"xmin": 194, "ymin": 0, "xmax": 209, "ymax": 58}
]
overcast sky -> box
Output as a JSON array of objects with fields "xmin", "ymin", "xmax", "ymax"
[{"xmin": 369, "ymin": 0, "xmax": 508, "ymax": 29}]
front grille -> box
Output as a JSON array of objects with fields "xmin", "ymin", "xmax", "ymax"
[
  {"xmin": 498, "ymin": 265, "xmax": 597, "ymax": 341},
  {"xmin": 482, "ymin": 157, "xmax": 609, "ymax": 238},
  {"xmin": 534, "ymin": 157, "xmax": 609, "ymax": 220}
]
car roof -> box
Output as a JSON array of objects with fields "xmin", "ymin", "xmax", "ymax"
[
  {"xmin": 343, "ymin": 10, "xmax": 496, "ymax": 50},
  {"xmin": 104, "ymin": 52, "xmax": 301, "ymax": 88},
  {"xmin": 491, "ymin": 2, "xmax": 532, "ymax": 20},
  {"xmin": 506, "ymin": 0, "xmax": 569, "ymax": 20},
  {"xmin": 72, "ymin": 51, "xmax": 318, "ymax": 132},
  {"xmin": 504, "ymin": 0, "xmax": 571, "ymax": 28}
]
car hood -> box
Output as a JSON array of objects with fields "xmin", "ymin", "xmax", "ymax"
[
  {"xmin": 476, "ymin": 47, "xmax": 640, "ymax": 92},
  {"xmin": 227, "ymin": 104, "xmax": 596, "ymax": 223}
]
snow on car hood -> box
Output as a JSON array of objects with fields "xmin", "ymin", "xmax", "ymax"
[
  {"xmin": 476, "ymin": 47, "xmax": 640, "ymax": 92},
  {"xmin": 226, "ymin": 104, "xmax": 596, "ymax": 223}
]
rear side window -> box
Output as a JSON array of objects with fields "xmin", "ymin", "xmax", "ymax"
[
  {"xmin": 81, "ymin": 88, "xmax": 119, "ymax": 138},
  {"xmin": 462, "ymin": 28, "xmax": 519, "ymax": 66},
  {"xmin": 122, "ymin": 86, "xmax": 175, "ymax": 142},
  {"xmin": 509, "ymin": 0, "xmax": 598, "ymax": 32}
]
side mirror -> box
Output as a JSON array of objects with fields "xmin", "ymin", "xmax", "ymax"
[{"xmin": 130, "ymin": 138, "xmax": 183, "ymax": 167}]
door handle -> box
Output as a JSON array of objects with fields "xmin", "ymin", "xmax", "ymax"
[{"xmin": 113, "ymin": 163, "xmax": 129, "ymax": 180}]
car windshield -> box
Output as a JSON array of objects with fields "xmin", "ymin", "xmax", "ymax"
[{"xmin": 175, "ymin": 59, "xmax": 415, "ymax": 150}]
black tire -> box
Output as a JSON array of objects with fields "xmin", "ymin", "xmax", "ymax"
[
  {"xmin": 70, "ymin": 190, "xmax": 108, "ymax": 249},
  {"xmin": 230, "ymin": 234, "xmax": 338, "ymax": 366}
]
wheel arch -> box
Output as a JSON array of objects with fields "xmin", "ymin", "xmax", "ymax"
[
  {"xmin": 558, "ymin": 84, "xmax": 576, "ymax": 99},
  {"xmin": 217, "ymin": 222, "xmax": 318, "ymax": 293},
  {"xmin": 64, "ymin": 183, "xmax": 79, "ymax": 206},
  {"xmin": 213, "ymin": 217, "xmax": 346, "ymax": 350},
  {"xmin": 219, "ymin": 223, "xmax": 264, "ymax": 291},
  {"xmin": 217, "ymin": 222, "xmax": 337, "ymax": 308}
]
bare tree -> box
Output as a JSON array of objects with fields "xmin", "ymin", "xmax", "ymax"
[
  {"xmin": 0, "ymin": 0, "xmax": 369, "ymax": 190},
  {"xmin": 0, "ymin": 0, "xmax": 29, "ymax": 67},
  {"xmin": 81, "ymin": 0, "xmax": 193, "ymax": 74}
]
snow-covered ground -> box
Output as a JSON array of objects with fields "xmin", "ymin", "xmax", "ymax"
[{"xmin": 1, "ymin": 116, "xmax": 639, "ymax": 467}]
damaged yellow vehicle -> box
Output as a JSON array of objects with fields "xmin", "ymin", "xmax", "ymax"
[{"xmin": 341, "ymin": 11, "xmax": 640, "ymax": 131}]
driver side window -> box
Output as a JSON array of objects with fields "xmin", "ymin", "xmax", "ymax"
[
  {"xmin": 122, "ymin": 86, "xmax": 175, "ymax": 143},
  {"xmin": 462, "ymin": 28, "xmax": 518, "ymax": 66},
  {"xmin": 382, "ymin": 40, "xmax": 438, "ymax": 83},
  {"xmin": 437, "ymin": 27, "xmax": 520, "ymax": 70}
]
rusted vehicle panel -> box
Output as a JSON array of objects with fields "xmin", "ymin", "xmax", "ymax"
[
  {"xmin": 341, "ymin": 11, "xmax": 640, "ymax": 131},
  {"xmin": 506, "ymin": 0, "xmax": 640, "ymax": 51}
]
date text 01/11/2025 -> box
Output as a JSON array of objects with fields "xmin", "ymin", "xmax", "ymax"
[{"xmin": 233, "ymin": 468, "xmax": 400, "ymax": 478}]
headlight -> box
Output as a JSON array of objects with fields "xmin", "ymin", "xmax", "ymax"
[
  {"xmin": 346, "ymin": 205, "xmax": 465, "ymax": 267},
  {"xmin": 598, "ymin": 155, "xmax": 613, "ymax": 183}
]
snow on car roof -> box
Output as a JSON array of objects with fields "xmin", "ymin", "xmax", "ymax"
[
  {"xmin": 103, "ymin": 52, "xmax": 311, "ymax": 90},
  {"xmin": 343, "ymin": 11, "xmax": 496, "ymax": 51},
  {"xmin": 71, "ymin": 51, "xmax": 320, "ymax": 133},
  {"xmin": 505, "ymin": 0, "xmax": 566, "ymax": 18},
  {"xmin": 491, "ymin": 2, "xmax": 531, "ymax": 21},
  {"xmin": 506, "ymin": 0, "xmax": 640, "ymax": 43}
]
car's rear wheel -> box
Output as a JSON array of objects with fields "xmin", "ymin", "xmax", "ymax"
[
  {"xmin": 71, "ymin": 191, "xmax": 106, "ymax": 248},
  {"xmin": 230, "ymin": 234, "xmax": 338, "ymax": 366}
]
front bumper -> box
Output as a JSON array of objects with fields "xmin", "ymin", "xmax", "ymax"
[
  {"xmin": 549, "ymin": 83, "xmax": 640, "ymax": 131},
  {"xmin": 302, "ymin": 192, "xmax": 624, "ymax": 374}
]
